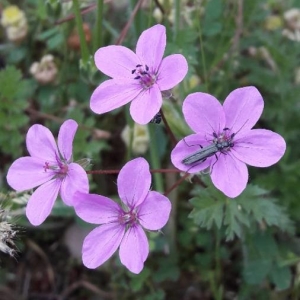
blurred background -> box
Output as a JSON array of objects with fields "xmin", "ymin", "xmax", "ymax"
[{"xmin": 0, "ymin": 0, "xmax": 300, "ymax": 299}]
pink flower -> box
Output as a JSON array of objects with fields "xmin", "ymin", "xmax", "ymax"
[
  {"xmin": 6, "ymin": 120, "xmax": 89, "ymax": 226},
  {"xmin": 73, "ymin": 157, "xmax": 171, "ymax": 274},
  {"xmin": 171, "ymin": 86, "xmax": 286, "ymax": 198},
  {"xmin": 90, "ymin": 24, "xmax": 188, "ymax": 125}
]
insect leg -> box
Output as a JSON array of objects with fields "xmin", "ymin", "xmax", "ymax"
[{"xmin": 183, "ymin": 138, "xmax": 203, "ymax": 148}]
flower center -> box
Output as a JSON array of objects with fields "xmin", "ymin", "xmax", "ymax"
[
  {"xmin": 43, "ymin": 152, "xmax": 69, "ymax": 179},
  {"xmin": 213, "ymin": 128, "xmax": 235, "ymax": 152},
  {"xmin": 119, "ymin": 209, "xmax": 138, "ymax": 227},
  {"xmin": 131, "ymin": 64, "xmax": 157, "ymax": 89}
]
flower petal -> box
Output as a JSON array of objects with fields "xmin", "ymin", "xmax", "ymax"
[
  {"xmin": 73, "ymin": 192, "xmax": 120, "ymax": 224},
  {"xmin": 58, "ymin": 119, "xmax": 78, "ymax": 161},
  {"xmin": 119, "ymin": 225, "xmax": 149, "ymax": 274},
  {"xmin": 157, "ymin": 54, "xmax": 188, "ymax": 90},
  {"xmin": 223, "ymin": 86, "xmax": 264, "ymax": 134},
  {"xmin": 94, "ymin": 45, "xmax": 139, "ymax": 79},
  {"xmin": 136, "ymin": 24, "xmax": 166, "ymax": 71},
  {"xmin": 232, "ymin": 129, "xmax": 286, "ymax": 167},
  {"xmin": 26, "ymin": 124, "xmax": 57, "ymax": 160},
  {"xmin": 171, "ymin": 134, "xmax": 215, "ymax": 173},
  {"xmin": 60, "ymin": 163, "xmax": 89, "ymax": 206},
  {"xmin": 6, "ymin": 157, "xmax": 55, "ymax": 191},
  {"xmin": 26, "ymin": 179, "xmax": 61, "ymax": 226},
  {"xmin": 82, "ymin": 223, "xmax": 125, "ymax": 269},
  {"xmin": 183, "ymin": 92, "xmax": 226, "ymax": 136},
  {"xmin": 138, "ymin": 191, "xmax": 171, "ymax": 230},
  {"xmin": 210, "ymin": 153, "xmax": 248, "ymax": 198},
  {"xmin": 90, "ymin": 79, "xmax": 141, "ymax": 115},
  {"xmin": 130, "ymin": 84, "xmax": 162, "ymax": 124},
  {"xmin": 117, "ymin": 157, "xmax": 151, "ymax": 208}
]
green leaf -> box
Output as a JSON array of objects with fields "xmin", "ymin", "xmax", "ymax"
[
  {"xmin": 0, "ymin": 66, "xmax": 22, "ymax": 99},
  {"xmin": 51, "ymin": 198, "xmax": 75, "ymax": 217},
  {"xmin": 224, "ymin": 200, "xmax": 250, "ymax": 240},
  {"xmin": 189, "ymin": 197, "xmax": 224, "ymax": 230},
  {"xmin": 129, "ymin": 267, "xmax": 150, "ymax": 292},
  {"xmin": 243, "ymin": 259, "xmax": 272, "ymax": 285},
  {"xmin": 237, "ymin": 185, "xmax": 295, "ymax": 234},
  {"xmin": 270, "ymin": 264, "xmax": 291, "ymax": 291},
  {"xmin": 205, "ymin": 0, "xmax": 223, "ymax": 20},
  {"xmin": 202, "ymin": 0, "xmax": 223, "ymax": 36},
  {"xmin": 189, "ymin": 181, "xmax": 294, "ymax": 241}
]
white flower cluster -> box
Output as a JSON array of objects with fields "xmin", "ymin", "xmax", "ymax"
[
  {"xmin": 0, "ymin": 5, "xmax": 28, "ymax": 43},
  {"xmin": 30, "ymin": 55, "xmax": 58, "ymax": 84},
  {"xmin": 283, "ymin": 8, "xmax": 300, "ymax": 41}
]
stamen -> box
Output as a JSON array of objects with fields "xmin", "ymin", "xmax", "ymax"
[
  {"xmin": 44, "ymin": 162, "xmax": 50, "ymax": 172},
  {"xmin": 131, "ymin": 63, "xmax": 157, "ymax": 89}
]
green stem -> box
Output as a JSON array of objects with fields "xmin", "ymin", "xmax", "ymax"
[
  {"xmin": 173, "ymin": 0, "xmax": 180, "ymax": 42},
  {"xmin": 72, "ymin": 0, "xmax": 90, "ymax": 63},
  {"xmin": 93, "ymin": 0, "xmax": 104, "ymax": 51},
  {"xmin": 196, "ymin": 7, "xmax": 209, "ymax": 92},
  {"xmin": 149, "ymin": 125, "xmax": 164, "ymax": 192},
  {"xmin": 214, "ymin": 227, "xmax": 223, "ymax": 300}
]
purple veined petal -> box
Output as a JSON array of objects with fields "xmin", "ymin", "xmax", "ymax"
[
  {"xmin": 117, "ymin": 157, "xmax": 151, "ymax": 208},
  {"xmin": 136, "ymin": 24, "xmax": 166, "ymax": 71},
  {"xmin": 210, "ymin": 153, "xmax": 248, "ymax": 198},
  {"xmin": 119, "ymin": 225, "xmax": 149, "ymax": 274},
  {"xmin": 94, "ymin": 45, "xmax": 140, "ymax": 79},
  {"xmin": 231, "ymin": 129, "xmax": 286, "ymax": 167},
  {"xmin": 223, "ymin": 86, "xmax": 264, "ymax": 134},
  {"xmin": 90, "ymin": 79, "xmax": 141, "ymax": 115},
  {"xmin": 157, "ymin": 54, "xmax": 188, "ymax": 91},
  {"xmin": 6, "ymin": 157, "xmax": 55, "ymax": 191},
  {"xmin": 82, "ymin": 223, "xmax": 125, "ymax": 269},
  {"xmin": 171, "ymin": 134, "xmax": 214, "ymax": 174},
  {"xmin": 60, "ymin": 163, "xmax": 89, "ymax": 206},
  {"xmin": 73, "ymin": 191, "xmax": 120, "ymax": 224},
  {"xmin": 138, "ymin": 191, "xmax": 171, "ymax": 230},
  {"xmin": 57, "ymin": 120, "xmax": 78, "ymax": 161},
  {"xmin": 130, "ymin": 84, "xmax": 162, "ymax": 124},
  {"xmin": 183, "ymin": 92, "xmax": 226, "ymax": 136},
  {"xmin": 26, "ymin": 124, "xmax": 58, "ymax": 160},
  {"xmin": 26, "ymin": 178, "xmax": 61, "ymax": 226}
]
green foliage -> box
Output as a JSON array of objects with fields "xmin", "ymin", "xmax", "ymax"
[
  {"xmin": 190, "ymin": 179, "xmax": 294, "ymax": 241},
  {"xmin": 202, "ymin": 0, "xmax": 223, "ymax": 36},
  {"xmin": 1, "ymin": 0, "xmax": 300, "ymax": 298},
  {"xmin": 0, "ymin": 66, "xmax": 33, "ymax": 158},
  {"xmin": 242, "ymin": 231, "xmax": 292, "ymax": 291}
]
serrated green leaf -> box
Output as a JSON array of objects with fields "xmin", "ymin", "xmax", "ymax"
[
  {"xmin": 237, "ymin": 185, "xmax": 295, "ymax": 234},
  {"xmin": 189, "ymin": 182, "xmax": 294, "ymax": 241},
  {"xmin": 189, "ymin": 197, "xmax": 224, "ymax": 230},
  {"xmin": 224, "ymin": 200, "xmax": 250, "ymax": 240}
]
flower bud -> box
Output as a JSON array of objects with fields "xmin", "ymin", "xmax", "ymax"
[{"xmin": 121, "ymin": 124, "xmax": 150, "ymax": 155}]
